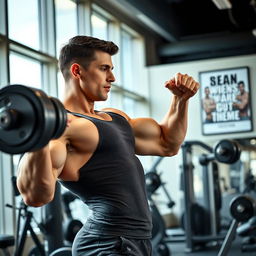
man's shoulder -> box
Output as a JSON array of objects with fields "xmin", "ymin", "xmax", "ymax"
[{"xmin": 101, "ymin": 108, "xmax": 131, "ymax": 121}]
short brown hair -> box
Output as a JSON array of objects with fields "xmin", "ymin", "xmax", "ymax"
[{"xmin": 59, "ymin": 36, "xmax": 119, "ymax": 81}]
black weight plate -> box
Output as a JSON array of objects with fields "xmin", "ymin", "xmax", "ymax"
[
  {"xmin": 145, "ymin": 172, "xmax": 161, "ymax": 195},
  {"xmin": 26, "ymin": 87, "xmax": 56, "ymax": 152},
  {"xmin": 157, "ymin": 242, "xmax": 170, "ymax": 256},
  {"xmin": 0, "ymin": 85, "xmax": 56, "ymax": 154},
  {"xmin": 214, "ymin": 140, "xmax": 232, "ymax": 163},
  {"xmin": 180, "ymin": 203, "xmax": 211, "ymax": 236},
  {"xmin": 50, "ymin": 97, "xmax": 67, "ymax": 139},
  {"xmin": 214, "ymin": 140, "xmax": 240, "ymax": 164},
  {"xmin": 230, "ymin": 195, "xmax": 255, "ymax": 222},
  {"xmin": 191, "ymin": 203, "xmax": 211, "ymax": 235},
  {"xmin": 231, "ymin": 141, "xmax": 241, "ymax": 163},
  {"xmin": 63, "ymin": 219, "xmax": 83, "ymax": 243}
]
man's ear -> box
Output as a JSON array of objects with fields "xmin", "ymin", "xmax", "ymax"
[{"xmin": 70, "ymin": 63, "xmax": 81, "ymax": 78}]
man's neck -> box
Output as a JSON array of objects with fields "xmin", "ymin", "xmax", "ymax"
[{"xmin": 63, "ymin": 86, "xmax": 95, "ymax": 115}]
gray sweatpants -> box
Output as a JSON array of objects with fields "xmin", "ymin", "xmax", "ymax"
[{"xmin": 72, "ymin": 228, "xmax": 152, "ymax": 255}]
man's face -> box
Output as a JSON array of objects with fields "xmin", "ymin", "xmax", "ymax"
[
  {"xmin": 238, "ymin": 83, "xmax": 245, "ymax": 94},
  {"xmin": 80, "ymin": 50, "xmax": 115, "ymax": 102},
  {"xmin": 205, "ymin": 87, "xmax": 210, "ymax": 96}
]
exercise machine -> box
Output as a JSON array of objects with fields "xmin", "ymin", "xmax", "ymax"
[
  {"xmin": 0, "ymin": 235, "xmax": 15, "ymax": 256},
  {"xmin": 238, "ymin": 170, "xmax": 256, "ymax": 252},
  {"xmin": 62, "ymin": 191, "xmax": 83, "ymax": 245},
  {"xmin": 145, "ymin": 157, "xmax": 172, "ymax": 256},
  {"xmin": 6, "ymin": 178, "xmax": 46, "ymax": 256},
  {"xmin": 181, "ymin": 139, "xmax": 240, "ymax": 252}
]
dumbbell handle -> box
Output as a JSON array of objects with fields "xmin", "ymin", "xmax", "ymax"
[
  {"xmin": 199, "ymin": 153, "xmax": 215, "ymax": 165},
  {"xmin": 199, "ymin": 140, "xmax": 240, "ymax": 165},
  {"xmin": 199, "ymin": 147, "xmax": 228, "ymax": 165}
]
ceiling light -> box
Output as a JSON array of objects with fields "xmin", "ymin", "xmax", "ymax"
[
  {"xmin": 212, "ymin": 0, "xmax": 232, "ymax": 9},
  {"xmin": 252, "ymin": 28, "xmax": 256, "ymax": 37},
  {"xmin": 250, "ymin": 139, "xmax": 256, "ymax": 145}
]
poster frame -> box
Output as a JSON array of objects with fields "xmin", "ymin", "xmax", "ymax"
[{"xmin": 199, "ymin": 66, "xmax": 253, "ymax": 136}]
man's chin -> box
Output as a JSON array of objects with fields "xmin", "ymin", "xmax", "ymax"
[
  {"xmin": 103, "ymin": 94, "xmax": 109, "ymax": 101},
  {"xmin": 96, "ymin": 96, "xmax": 108, "ymax": 102}
]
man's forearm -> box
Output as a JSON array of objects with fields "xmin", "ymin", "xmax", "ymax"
[
  {"xmin": 158, "ymin": 73, "xmax": 199, "ymax": 155},
  {"xmin": 160, "ymin": 96, "xmax": 189, "ymax": 154},
  {"xmin": 17, "ymin": 146, "xmax": 57, "ymax": 207}
]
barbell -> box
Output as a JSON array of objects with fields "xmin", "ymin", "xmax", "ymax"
[{"xmin": 0, "ymin": 84, "xmax": 67, "ymax": 154}]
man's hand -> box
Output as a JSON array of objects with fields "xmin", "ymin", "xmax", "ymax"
[{"xmin": 165, "ymin": 73, "xmax": 200, "ymax": 100}]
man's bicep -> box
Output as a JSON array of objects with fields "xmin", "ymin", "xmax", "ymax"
[
  {"xmin": 135, "ymin": 137, "xmax": 164, "ymax": 156},
  {"xmin": 131, "ymin": 118, "xmax": 165, "ymax": 155},
  {"xmin": 131, "ymin": 118, "xmax": 161, "ymax": 139}
]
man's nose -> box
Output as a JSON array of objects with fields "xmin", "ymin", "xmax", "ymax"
[{"xmin": 107, "ymin": 71, "xmax": 115, "ymax": 82}]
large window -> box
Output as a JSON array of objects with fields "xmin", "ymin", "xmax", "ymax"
[
  {"xmin": 9, "ymin": 52, "xmax": 44, "ymax": 231},
  {"xmin": 123, "ymin": 97, "xmax": 135, "ymax": 117},
  {"xmin": 8, "ymin": 0, "xmax": 40, "ymax": 50},
  {"xmin": 9, "ymin": 53, "xmax": 42, "ymax": 88},
  {"xmin": 91, "ymin": 12, "xmax": 108, "ymax": 40},
  {"xmin": 55, "ymin": 0, "xmax": 78, "ymax": 97},
  {"xmin": 55, "ymin": 0, "xmax": 78, "ymax": 55},
  {"xmin": 0, "ymin": 0, "xmax": 150, "ymax": 241},
  {"xmin": 121, "ymin": 30, "xmax": 133, "ymax": 91}
]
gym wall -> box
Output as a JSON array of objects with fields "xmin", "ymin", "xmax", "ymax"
[
  {"xmin": 148, "ymin": 54, "xmax": 256, "ymax": 143},
  {"xmin": 147, "ymin": 53, "xmax": 256, "ymax": 216}
]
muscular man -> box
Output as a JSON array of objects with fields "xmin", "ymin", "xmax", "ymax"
[
  {"xmin": 233, "ymin": 81, "xmax": 249, "ymax": 120},
  {"xmin": 17, "ymin": 36, "xmax": 199, "ymax": 256},
  {"xmin": 202, "ymin": 86, "xmax": 216, "ymax": 123}
]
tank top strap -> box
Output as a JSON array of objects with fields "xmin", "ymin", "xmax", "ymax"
[
  {"xmin": 66, "ymin": 110, "xmax": 96, "ymax": 121},
  {"xmin": 66, "ymin": 110, "xmax": 127, "ymax": 124}
]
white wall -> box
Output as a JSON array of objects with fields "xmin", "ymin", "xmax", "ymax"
[{"xmin": 147, "ymin": 54, "xmax": 256, "ymax": 217}]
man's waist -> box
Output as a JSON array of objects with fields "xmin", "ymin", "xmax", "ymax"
[{"xmin": 84, "ymin": 217, "xmax": 152, "ymax": 239}]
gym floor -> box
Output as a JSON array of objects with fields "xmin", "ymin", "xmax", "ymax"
[
  {"xmin": 169, "ymin": 241, "xmax": 253, "ymax": 256},
  {"xmin": 163, "ymin": 227, "xmax": 254, "ymax": 256},
  {"xmin": 167, "ymin": 236, "xmax": 253, "ymax": 256}
]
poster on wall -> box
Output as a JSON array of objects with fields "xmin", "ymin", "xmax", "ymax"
[{"xmin": 199, "ymin": 66, "xmax": 253, "ymax": 135}]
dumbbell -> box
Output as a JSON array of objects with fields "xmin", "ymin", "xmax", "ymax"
[
  {"xmin": 0, "ymin": 84, "xmax": 67, "ymax": 154},
  {"xmin": 199, "ymin": 139, "xmax": 241, "ymax": 165}
]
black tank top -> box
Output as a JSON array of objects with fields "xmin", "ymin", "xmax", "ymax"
[{"xmin": 59, "ymin": 111, "xmax": 152, "ymax": 239}]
